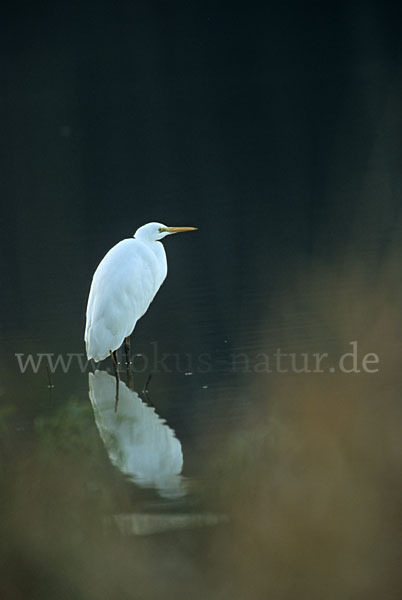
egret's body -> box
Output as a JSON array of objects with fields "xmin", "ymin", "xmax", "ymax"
[{"xmin": 85, "ymin": 222, "xmax": 196, "ymax": 362}]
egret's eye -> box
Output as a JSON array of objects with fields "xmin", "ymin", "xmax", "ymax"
[{"xmin": 158, "ymin": 227, "xmax": 164, "ymax": 233}]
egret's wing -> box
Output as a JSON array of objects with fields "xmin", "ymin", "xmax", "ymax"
[{"xmin": 85, "ymin": 239, "xmax": 167, "ymax": 361}]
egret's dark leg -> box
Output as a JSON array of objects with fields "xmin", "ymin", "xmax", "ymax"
[
  {"xmin": 124, "ymin": 336, "xmax": 131, "ymax": 366},
  {"xmin": 124, "ymin": 336, "xmax": 134, "ymax": 389},
  {"xmin": 110, "ymin": 350, "xmax": 120, "ymax": 411},
  {"xmin": 142, "ymin": 373, "xmax": 153, "ymax": 406}
]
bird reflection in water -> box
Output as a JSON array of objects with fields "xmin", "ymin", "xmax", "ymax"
[{"xmin": 89, "ymin": 370, "xmax": 187, "ymax": 499}]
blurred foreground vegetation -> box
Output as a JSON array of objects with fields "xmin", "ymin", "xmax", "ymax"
[{"xmin": 1, "ymin": 256, "xmax": 402, "ymax": 600}]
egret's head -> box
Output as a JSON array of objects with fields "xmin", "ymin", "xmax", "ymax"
[{"xmin": 134, "ymin": 222, "xmax": 197, "ymax": 241}]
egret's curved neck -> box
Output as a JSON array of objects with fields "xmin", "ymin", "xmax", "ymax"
[
  {"xmin": 135, "ymin": 232, "xmax": 164, "ymax": 242},
  {"xmin": 138, "ymin": 238, "xmax": 166, "ymax": 259}
]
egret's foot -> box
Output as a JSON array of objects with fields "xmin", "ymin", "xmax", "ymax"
[{"xmin": 110, "ymin": 350, "xmax": 120, "ymax": 412}]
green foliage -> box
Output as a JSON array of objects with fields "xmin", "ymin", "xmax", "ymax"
[{"xmin": 33, "ymin": 396, "xmax": 102, "ymax": 460}]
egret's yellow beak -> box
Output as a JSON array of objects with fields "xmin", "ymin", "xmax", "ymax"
[{"xmin": 163, "ymin": 226, "xmax": 197, "ymax": 233}]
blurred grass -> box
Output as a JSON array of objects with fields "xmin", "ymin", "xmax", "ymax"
[
  {"xmin": 201, "ymin": 253, "xmax": 402, "ymax": 599},
  {"xmin": 1, "ymin": 252, "xmax": 402, "ymax": 600}
]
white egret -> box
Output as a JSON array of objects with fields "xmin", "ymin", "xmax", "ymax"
[{"xmin": 85, "ymin": 222, "xmax": 197, "ymax": 364}]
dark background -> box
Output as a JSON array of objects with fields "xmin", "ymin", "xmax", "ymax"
[
  {"xmin": 2, "ymin": 1, "xmax": 402, "ymax": 343},
  {"xmin": 1, "ymin": 3, "xmax": 402, "ymax": 598}
]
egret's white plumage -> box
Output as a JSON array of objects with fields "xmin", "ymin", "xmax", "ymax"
[{"xmin": 85, "ymin": 222, "xmax": 196, "ymax": 362}]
